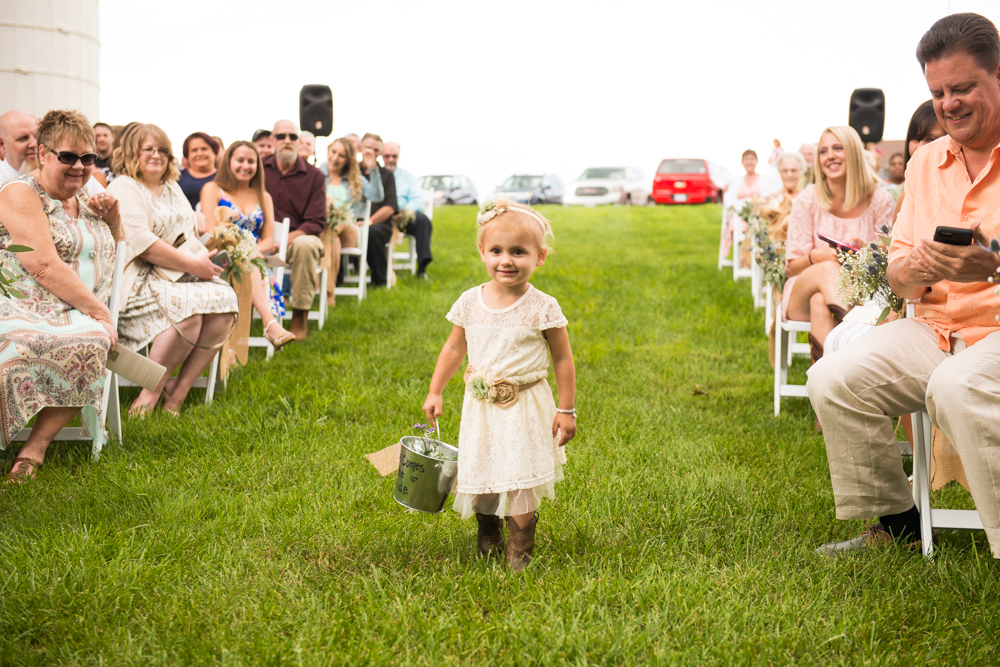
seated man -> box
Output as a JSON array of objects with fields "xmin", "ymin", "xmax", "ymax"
[
  {"xmin": 262, "ymin": 119, "xmax": 326, "ymax": 341},
  {"xmin": 808, "ymin": 12, "xmax": 1000, "ymax": 558},
  {"xmin": 383, "ymin": 141, "xmax": 433, "ymax": 279},
  {"xmin": 93, "ymin": 122, "xmax": 115, "ymax": 183},
  {"xmin": 253, "ymin": 129, "xmax": 275, "ymax": 158},
  {"xmin": 0, "ymin": 110, "xmax": 105, "ymax": 196}
]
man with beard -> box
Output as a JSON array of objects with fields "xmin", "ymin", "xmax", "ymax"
[
  {"xmin": 262, "ymin": 119, "xmax": 326, "ymax": 341},
  {"xmin": 382, "ymin": 141, "xmax": 433, "ymax": 279},
  {"xmin": 93, "ymin": 122, "xmax": 115, "ymax": 181},
  {"xmin": 0, "ymin": 110, "xmax": 105, "ymax": 196}
]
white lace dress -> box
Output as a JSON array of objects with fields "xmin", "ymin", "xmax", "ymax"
[{"xmin": 446, "ymin": 284, "xmax": 569, "ymax": 519}]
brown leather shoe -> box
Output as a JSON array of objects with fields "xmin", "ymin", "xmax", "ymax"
[
  {"xmin": 475, "ymin": 513, "xmax": 505, "ymax": 557},
  {"xmin": 808, "ymin": 333, "xmax": 824, "ymax": 365},
  {"xmin": 828, "ymin": 304, "xmax": 848, "ymax": 326},
  {"xmin": 290, "ymin": 309, "xmax": 309, "ymax": 341},
  {"xmin": 505, "ymin": 513, "xmax": 537, "ymax": 571},
  {"xmin": 815, "ymin": 520, "xmax": 929, "ymax": 558}
]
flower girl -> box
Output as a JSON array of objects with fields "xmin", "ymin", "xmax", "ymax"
[{"xmin": 423, "ymin": 198, "xmax": 576, "ymax": 570}]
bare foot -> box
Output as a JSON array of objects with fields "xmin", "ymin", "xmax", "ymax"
[{"xmin": 161, "ymin": 378, "xmax": 183, "ymax": 415}]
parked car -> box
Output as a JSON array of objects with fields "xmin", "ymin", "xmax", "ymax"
[
  {"xmin": 651, "ymin": 158, "xmax": 729, "ymax": 205},
  {"xmin": 491, "ymin": 174, "xmax": 563, "ymax": 205},
  {"xmin": 419, "ymin": 175, "xmax": 478, "ymax": 206},
  {"xmin": 563, "ymin": 166, "xmax": 649, "ymax": 206}
]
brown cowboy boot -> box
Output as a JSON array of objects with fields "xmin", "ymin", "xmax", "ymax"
[
  {"xmin": 828, "ymin": 304, "xmax": 848, "ymax": 326},
  {"xmin": 475, "ymin": 513, "xmax": 505, "ymax": 557},
  {"xmin": 290, "ymin": 309, "xmax": 309, "ymax": 341},
  {"xmin": 505, "ymin": 513, "xmax": 538, "ymax": 571}
]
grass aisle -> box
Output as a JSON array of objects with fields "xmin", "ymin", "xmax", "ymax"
[{"xmin": 2, "ymin": 204, "xmax": 999, "ymax": 665}]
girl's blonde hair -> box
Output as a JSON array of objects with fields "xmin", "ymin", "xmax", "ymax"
[
  {"xmin": 476, "ymin": 197, "xmax": 554, "ymax": 251},
  {"xmin": 112, "ymin": 123, "xmax": 180, "ymax": 184},
  {"xmin": 814, "ymin": 125, "xmax": 877, "ymax": 212},
  {"xmin": 329, "ymin": 137, "xmax": 363, "ymax": 204}
]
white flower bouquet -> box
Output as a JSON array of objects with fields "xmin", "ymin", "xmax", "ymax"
[
  {"xmin": 836, "ymin": 224, "xmax": 903, "ymax": 325},
  {"xmin": 206, "ymin": 224, "xmax": 266, "ymax": 284}
]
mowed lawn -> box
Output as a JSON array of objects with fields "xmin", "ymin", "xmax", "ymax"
[{"xmin": 2, "ymin": 204, "xmax": 999, "ymax": 666}]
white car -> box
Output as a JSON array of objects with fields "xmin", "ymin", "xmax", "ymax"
[{"xmin": 563, "ymin": 166, "xmax": 649, "ymax": 206}]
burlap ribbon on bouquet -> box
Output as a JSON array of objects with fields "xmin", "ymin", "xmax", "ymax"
[{"xmin": 218, "ymin": 273, "xmax": 253, "ymax": 380}]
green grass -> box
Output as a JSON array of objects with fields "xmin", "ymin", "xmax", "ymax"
[{"xmin": 1, "ymin": 204, "xmax": 998, "ymax": 666}]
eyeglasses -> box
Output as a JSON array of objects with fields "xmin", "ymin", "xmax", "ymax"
[
  {"xmin": 274, "ymin": 133, "xmax": 299, "ymax": 141},
  {"xmin": 140, "ymin": 147, "xmax": 170, "ymax": 158},
  {"xmin": 49, "ymin": 149, "xmax": 98, "ymax": 166}
]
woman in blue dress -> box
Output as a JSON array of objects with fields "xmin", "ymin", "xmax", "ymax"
[
  {"xmin": 200, "ymin": 141, "xmax": 295, "ymax": 349},
  {"xmin": 323, "ymin": 137, "xmax": 382, "ymax": 306}
]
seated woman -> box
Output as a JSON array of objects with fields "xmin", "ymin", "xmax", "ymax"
[
  {"xmin": 783, "ymin": 126, "xmax": 894, "ymax": 368},
  {"xmin": 177, "ymin": 132, "xmax": 219, "ymax": 210},
  {"xmin": 323, "ymin": 136, "xmax": 382, "ymax": 306},
  {"xmin": 200, "ymin": 141, "xmax": 295, "ymax": 350},
  {"xmin": 0, "ymin": 109, "xmax": 122, "ymax": 481},
  {"xmin": 107, "ymin": 124, "xmax": 238, "ymax": 416},
  {"xmin": 722, "ymin": 149, "xmax": 775, "ymax": 265}
]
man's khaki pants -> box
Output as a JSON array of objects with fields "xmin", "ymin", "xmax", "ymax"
[
  {"xmin": 286, "ymin": 235, "xmax": 324, "ymax": 311},
  {"xmin": 807, "ymin": 317, "xmax": 1000, "ymax": 557}
]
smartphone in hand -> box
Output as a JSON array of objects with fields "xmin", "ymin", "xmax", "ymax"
[
  {"xmin": 211, "ymin": 250, "xmax": 231, "ymax": 269},
  {"xmin": 932, "ymin": 226, "xmax": 974, "ymax": 246},
  {"xmin": 817, "ymin": 232, "xmax": 860, "ymax": 254}
]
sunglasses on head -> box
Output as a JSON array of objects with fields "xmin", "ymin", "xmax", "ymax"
[
  {"xmin": 274, "ymin": 133, "xmax": 299, "ymax": 141},
  {"xmin": 49, "ymin": 149, "xmax": 98, "ymax": 167}
]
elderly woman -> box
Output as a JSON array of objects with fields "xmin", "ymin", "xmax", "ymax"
[
  {"xmin": 0, "ymin": 109, "xmax": 122, "ymax": 481},
  {"xmin": 107, "ymin": 124, "xmax": 238, "ymax": 416},
  {"xmin": 783, "ymin": 126, "xmax": 894, "ymax": 367}
]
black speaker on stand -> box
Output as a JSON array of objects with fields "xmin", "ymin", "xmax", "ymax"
[
  {"xmin": 849, "ymin": 88, "xmax": 885, "ymax": 144},
  {"xmin": 300, "ymin": 85, "xmax": 333, "ymax": 137}
]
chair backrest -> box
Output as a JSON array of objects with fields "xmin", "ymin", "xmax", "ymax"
[
  {"xmin": 422, "ymin": 189, "xmax": 435, "ymax": 221},
  {"xmin": 108, "ymin": 242, "xmax": 127, "ymax": 325},
  {"xmin": 274, "ymin": 217, "xmax": 290, "ymax": 262},
  {"xmin": 358, "ymin": 201, "xmax": 372, "ymax": 255}
]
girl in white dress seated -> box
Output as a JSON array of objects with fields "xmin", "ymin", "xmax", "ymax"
[{"xmin": 422, "ymin": 198, "xmax": 577, "ymax": 571}]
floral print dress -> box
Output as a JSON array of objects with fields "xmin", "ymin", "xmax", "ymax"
[
  {"xmin": 446, "ymin": 284, "xmax": 569, "ymax": 519},
  {"xmin": 0, "ymin": 175, "xmax": 116, "ymax": 446},
  {"xmin": 217, "ymin": 191, "xmax": 284, "ymax": 318}
]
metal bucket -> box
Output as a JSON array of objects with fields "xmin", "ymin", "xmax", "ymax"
[{"xmin": 393, "ymin": 436, "xmax": 459, "ymax": 514}]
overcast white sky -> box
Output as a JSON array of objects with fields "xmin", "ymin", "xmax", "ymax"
[{"xmin": 101, "ymin": 0, "xmax": 996, "ymax": 196}]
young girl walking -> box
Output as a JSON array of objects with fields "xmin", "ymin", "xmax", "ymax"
[{"xmin": 422, "ymin": 198, "xmax": 576, "ymax": 571}]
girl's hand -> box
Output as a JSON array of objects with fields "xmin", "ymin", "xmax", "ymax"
[
  {"xmin": 422, "ymin": 393, "xmax": 443, "ymax": 425},
  {"xmin": 87, "ymin": 193, "xmax": 120, "ymax": 227},
  {"xmin": 553, "ymin": 413, "xmax": 576, "ymax": 447}
]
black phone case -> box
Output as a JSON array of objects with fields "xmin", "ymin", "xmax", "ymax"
[{"xmin": 933, "ymin": 226, "xmax": 974, "ymax": 246}]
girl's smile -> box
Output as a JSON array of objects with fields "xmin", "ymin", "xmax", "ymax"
[{"xmin": 478, "ymin": 225, "xmax": 547, "ymax": 297}]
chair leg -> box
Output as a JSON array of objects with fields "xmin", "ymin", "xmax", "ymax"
[
  {"xmin": 913, "ymin": 410, "xmax": 935, "ymax": 558},
  {"xmin": 205, "ymin": 352, "xmax": 219, "ymax": 404},
  {"xmin": 386, "ymin": 243, "xmax": 394, "ymax": 290},
  {"xmin": 107, "ymin": 373, "xmax": 122, "ymax": 444},
  {"xmin": 774, "ymin": 324, "xmax": 785, "ymax": 416},
  {"xmin": 319, "ymin": 268, "xmax": 328, "ymax": 329}
]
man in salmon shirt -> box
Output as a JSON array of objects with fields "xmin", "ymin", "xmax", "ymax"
[{"xmin": 809, "ymin": 13, "xmax": 1000, "ymax": 557}]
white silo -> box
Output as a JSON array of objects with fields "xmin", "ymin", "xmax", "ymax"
[{"xmin": 0, "ymin": 0, "xmax": 100, "ymax": 121}]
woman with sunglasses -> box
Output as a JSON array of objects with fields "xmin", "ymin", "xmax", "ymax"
[
  {"xmin": 0, "ymin": 109, "xmax": 123, "ymax": 481},
  {"xmin": 107, "ymin": 124, "xmax": 238, "ymax": 416}
]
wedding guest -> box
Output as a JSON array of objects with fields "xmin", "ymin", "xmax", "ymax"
[
  {"xmin": 383, "ymin": 141, "xmax": 433, "ymax": 278},
  {"xmin": 799, "ymin": 143, "xmax": 817, "ymax": 187},
  {"xmin": 886, "ymin": 153, "xmax": 905, "ymax": 185},
  {"xmin": 0, "ymin": 109, "xmax": 123, "ymax": 481},
  {"xmin": 93, "ymin": 122, "xmax": 115, "ymax": 181},
  {"xmin": 0, "ymin": 110, "xmax": 105, "ymax": 197},
  {"xmin": 252, "ymin": 129, "xmax": 275, "ymax": 158},
  {"xmin": 345, "ymin": 133, "xmax": 361, "ymax": 153},
  {"xmin": 768, "ymin": 138, "xmax": 785, "ymax": 167},
  {"xmin": 783, "ymin": 126, "xmax": 894, "ymax": 377},
  {"xmin": 811, "ymin": 13, "xmax": 1000, "ymax": 557},
  {"xmin": 722, "ymin": 149, "xmax": 775, "ymax": 265},
  {"xmin": 201, "ymin": 141, "xmax": 295, "ymax": 350},
  {"xmin": 178, "ymin": 132, "xmax": 220, "ymax": 209},
  {"xmin": 107, "ymin": 123, "xmax": 238, "ymax": 415},
  {"xmin": 324, "ymin": 136, "xmax": 382, "ymax": 306},
  {"xmin": 298, "ymin": 131, "xmax": 316, "ymax": 164},
  {"xmin": 262, "ymin": 119, "xmax": 326, "ymax": 341},
  {"xmin": 359, "ymin": 133, "xmax": 398, "ymax": 286}
]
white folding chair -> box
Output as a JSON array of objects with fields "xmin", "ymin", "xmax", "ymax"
[
  {"xmin": 751, "ymin": 261, "xmax": 765, "ymax": 308},
  {"xmin": 423, "ymin": 189, "xmax": 435, "ymax": 222},
  {"xmin": 280, "ymin": 216, "xmax": 330, "ymax": 329},
  {"xmin": 249, "ymin": 217, "xmax": 290, "ymax": 359},
  {"xmin": 903, "ymin": 301, "xmax": 985, "ymax": 557},
  {"xmin": 732, "ymin": 216, "xmax": 752, "ymax": 282},
  {"xmin": 763, "ymin": 284, "xmax": 774, "ymax": 337},
  {"xmin": 717, "ymin": 204, "xmax": 733, "ymax": 270},
  {"xmin": 773, "ymin": 308, "xmax": 811, "ymax": 416},
  {"xmin": 335, "ymin": 201, "xmax": 372, "ymax": 302},
  {"xmin": 13, "ymin": 241, "xmax": 126, "ymax": 460},
  {"xmin": 387, "ymin": 235, "xmax": 418, "ymax": 289}
]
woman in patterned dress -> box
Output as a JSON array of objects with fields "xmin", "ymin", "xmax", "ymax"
[
  {"xmin": 200, "ymin": 140, "xmax": 295, "ymax": 349},
  {"xmin": 107, "ymin": 124, "xmax": 238, "ymax": 416},
  {"xmin": 0, "ymin": 110, "xmax": 122, "ymax": 481}
]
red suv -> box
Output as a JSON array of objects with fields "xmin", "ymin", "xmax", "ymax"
[{"xmin": 651, "ymin": 159, "xmax": 721, "ymax": 205}]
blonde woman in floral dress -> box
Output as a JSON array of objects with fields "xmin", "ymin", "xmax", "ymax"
[
  {"xmin": 107, "ymin": 124, "xmax": 238, "ymax": 416},
  {"xmin": 423, "ymin": 198, "xmax": 576, "ymax": 571},
  {"xmin": 0, "ymin": 110, "xmax": 122, "ymax": 481}
]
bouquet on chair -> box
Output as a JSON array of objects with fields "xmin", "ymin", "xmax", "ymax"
[
  {"xmin": 0, "ymin": 245, "xmax": 31, "ymax": 299},
  {"xmin": 744, "ymin": 200, "xmax": 787, "ymax": 292},
  {"xmin": 327, "ymin": 197, "xmax": 353, "ymax": 234},
  {"xmin": 836, "ymin": 224, "xmax": 903, "ymax": 325},
  {"xmin": 205, "ymin": 219, "xmax": 267, "ymax": 285}
]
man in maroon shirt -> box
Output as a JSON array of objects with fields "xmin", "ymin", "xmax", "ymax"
[{"xmin": 263, "ymin": 119, "xmax": 327, "ymax": 341}]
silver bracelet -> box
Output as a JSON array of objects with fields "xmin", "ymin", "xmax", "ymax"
[{"xmin": 555, "ymin": 407, "xmax": 576, "ymax": 416}]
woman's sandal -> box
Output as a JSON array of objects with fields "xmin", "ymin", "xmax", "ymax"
[
  {"xmin": 264, "ymin": 319, "xmax": 296, "ymax": 351},
  {"xmin": 6, "ymin": 457, "xmax": 41, "ymax": 484}
]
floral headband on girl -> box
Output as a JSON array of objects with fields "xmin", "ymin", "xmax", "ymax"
[{"xmin": 476, "ymin": 197, "xmax": 553, "ymax": 242}]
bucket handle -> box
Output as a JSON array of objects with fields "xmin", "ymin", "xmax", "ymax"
[{"xmin": 433, "ymin": 416, "xmax": 444, "ymax": 445}]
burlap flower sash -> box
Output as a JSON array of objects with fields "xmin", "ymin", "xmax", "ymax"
[{"xmin": 464, "ymin": 366, "xmax": 542, "ymax": 409}]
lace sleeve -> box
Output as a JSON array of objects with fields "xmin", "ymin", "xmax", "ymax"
[
  {"xmin": 785, "ymin": 188, "xmax": 817, "ymax": 263},
  {"xmin": 445, "ymin": 290, "xmax": 467, "ymax": 327},
  {"xmin": 539, "ymin": 295, "xmax": 568, "ymax": 330}
]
